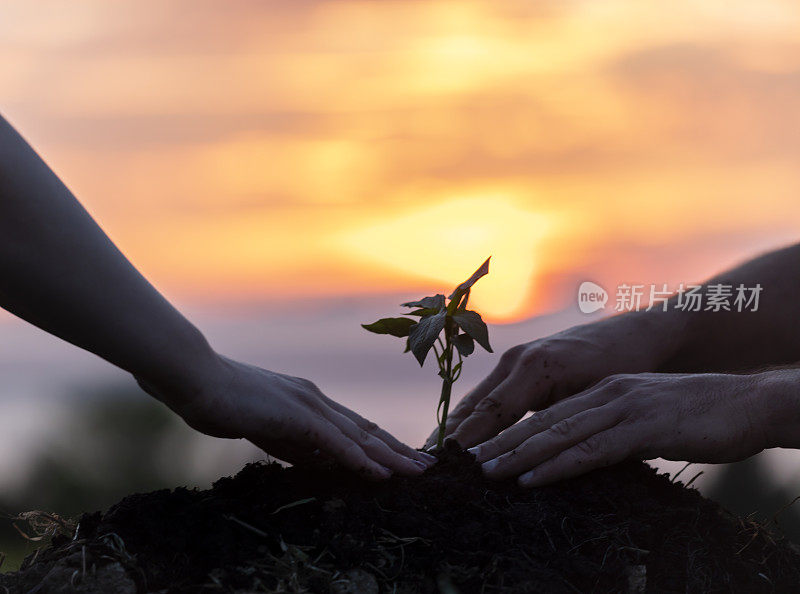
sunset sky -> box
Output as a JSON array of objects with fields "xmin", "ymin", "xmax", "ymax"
[
  {"xmin": 3, "ymin": 0, "xmax": 800, "ymax": 322},
  {"xmin": 6, "ymin": 1, "xmax": 800, "ymax": 533}
]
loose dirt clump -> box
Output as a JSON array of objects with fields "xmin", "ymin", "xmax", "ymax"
[{"xmin": 3, "ymin": 444, "xmax": 800, "ymax": 593}]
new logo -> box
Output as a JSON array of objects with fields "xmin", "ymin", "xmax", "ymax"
[{"xmin": 577, "ymin": 281, "xmax": 608, "ymax": 314}]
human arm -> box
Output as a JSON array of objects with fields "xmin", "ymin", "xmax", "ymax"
[
  {"xmin": 0, "ymin": 114, "xmax": 432, "ymax": 478},
  {"xmin": 426, "ymin": 241, "xmax": 800, "ymax": 450}
]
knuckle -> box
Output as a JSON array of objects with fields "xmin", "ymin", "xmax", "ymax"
[
  {"xmin": 576, "ymin": 434, "xmax": 603, "ymax": 456},
  {"xmin": 518, "ymin": 348, "xmax": 544, "ymax": 368},
  {"xmin": 595, "ymin": 375, "xmax": 616, "ymax": 387},
  {"xmin": 363, "ymin": 421, "xmax": 380, "ymax": 433},
  {"xmin": 605, "ymin": 373, "xmax": 626, "ymax": 385},
  {"xmin": 501, "ymin": 345, "xmax": 526, "ymax": 366},
  {"xmin": 447, "ymin": 401, "xmax": 469, "ymax": 421},
  {"xmin": 507, "ymin": 344, "xmax": 527, "ymax": 358},
  {"xmin": 475, "ymin": 397, "xmax": 503, "ymax": 413},
  {"xmin": 342, "ymin": 440, "xmax": 365, "ymax": 459},
  {"xmin": 598, "ymin": 374, "xmax": 630, "ymax": 394},
  {"xmin": 527, "ymin": 408, "xmax": 553, "ymax": 428},
  {"xmin": 445, "ymin": 412, "xmax": 465, "ymax": 427},
  {"xmin": 292, "ymin": 389, "xmax": 316, "ymax": 406},
  {"xmin": 617, "ymin": 390, "xmax": 641, "ymax": 410},
  {"xmin": 294, "ymin": 378, "xmax": 320, "ymax": 396},
  {"xmin": 613, "ymin": 389, "xmax": 647, "ymax": 420},
  {"xmin": 549, "ymin": 417, "xmax": 574, "ymax": 437}
]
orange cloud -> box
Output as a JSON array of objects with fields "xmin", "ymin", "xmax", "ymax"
[{"xmin": 4, "ymin": 0, "xmax": 800, "ymax": 322}]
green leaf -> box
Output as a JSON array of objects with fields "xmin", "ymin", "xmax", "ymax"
[
  {"xmin": 407, "ymin": 307, "xmax": 441, "ymax": 317},
  {"xmin": 447, "ymin": 257, "xmax": 490, "ymax": 312},
  {"xmin": 401, "ymin": 294, "xmax": 445, "ymax": 311},
  {"xmin": 452, "ymin": 333, "xmax": 475, "ymax": 357},
  {"xmin": 361, "ymin": 317, "xmax": 417, "ymax": 338},
  {"xmin": 451, "ymin": 310, "xmax": 493, "ymax": 353},
  {"xmin": 407, "ymin": 310, "xmax": 447, "ymax": 366}
]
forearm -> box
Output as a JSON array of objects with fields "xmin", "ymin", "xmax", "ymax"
[
  {"xmin": 644, "ymin": 243, "xmax": 800, "ymax": 373},
  {"xmin": 0, "ymin": 115, "xmax": 214, "ymax": 400}
]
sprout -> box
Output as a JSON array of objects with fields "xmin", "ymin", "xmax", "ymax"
[{"xmin": 362, "ymin": 258, "xmax": 493, "ymax": 449}]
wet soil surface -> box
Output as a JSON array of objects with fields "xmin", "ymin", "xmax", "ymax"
[{"xmin": 3, "ymin": 443, "xmax": 800, "ymax": 593}]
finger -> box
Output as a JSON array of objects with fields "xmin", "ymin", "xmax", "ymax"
[
  {"xmin": 319, "ymin": 395, "xmax": 436, "ymax": 466},
  {"xmin": 448, "ymin": 367, "xmax": 549, "ymax": 449},
  {"xmin": 518, "ymin": 426, "xmax": 637, "ymax": 487},
  {"xmin": 316, "ymin": 404, "xmax": 428, "ymax": 476},
  {"xmin": 423, "ymin": 360, "xmax": 510, "ymax": 449},
  {"xmin": 287, "ymin": 379, "xmax": 425, "ymax": 475},
  {"xmin": 469, "ymin": 383, "xmax": 620, "ymax": 463},
  {"xmin": 481, "ymin": 404, "xmax": 624, "ymax": 480},
  {"xmin": 280, "ymin": 416, "xmax": 392, "ymax": 480}
]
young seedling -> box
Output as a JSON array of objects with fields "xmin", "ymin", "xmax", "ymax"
[{"xmin": 362, "ymin": 258, "xmax": 493, "ymax": 449}]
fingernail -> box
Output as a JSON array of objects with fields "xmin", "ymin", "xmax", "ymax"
[
  {"xmin": 413, "ymin": 459, "xmax": 427, "ymax": 471},
  {"xmin": 518, "ymin": 470, "xmax": 535, "ymax": 487},
  {"xmin": 481, "ymin": 459, "xmax": 498, "ymax": 474},
  {"xmin": 418, "ymin": 452, "xmax": 437, "ymax": 465},
  {"xmin": 467, "ymin": 446, "xmax": 480, "ymax": 457}
]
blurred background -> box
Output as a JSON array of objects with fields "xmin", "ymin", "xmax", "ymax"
[{"xmin": 3, "ymin": 0, "xmax": 800, "ymax": 570}]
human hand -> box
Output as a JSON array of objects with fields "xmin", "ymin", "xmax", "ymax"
[
  {"xmin": 425, "ymin": 311, "xmax": 687, "ymax": 450},
  {"xmin": 469, "ymin": 372, "xmax": 777, "ymax": 487},
  {"xmin": 137, "ymin": 354, "xmax": 435, "ymax": 479}
]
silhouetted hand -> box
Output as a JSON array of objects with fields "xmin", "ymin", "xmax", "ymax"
[
  {"xmin": 468, "ymin": 372, "xmax": 777, "ymax": 487},
  {"xmin": 138, "ymin": 355, "xmax": 435, "ymax": 479},
  {"xmin": 425, "ymin": 313, "xmax": 685, "ymax": 450},
  {"xmin": 0, "ymin": 115, "xmax": 435, "ymax": 481}
]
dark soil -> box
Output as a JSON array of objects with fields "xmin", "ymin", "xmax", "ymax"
[{"xmin": 3, "ymin": 443, "xmax": 800, "ymax": 593}]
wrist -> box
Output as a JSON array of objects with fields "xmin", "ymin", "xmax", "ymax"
[
  {"xmin": 754, "ymin": 369, "xmax": 800, "ymax": 449},
  {"xmin": 639, "ymin": 306, "xmax": 692, "ymax": 365},
  {"xmin": 596, "ymin": 306, "xmax": 691, "ymax": 372},
  {"xmin": 628, "ymin": 299, "xmax": 700, "ymax": 372},
  {"xmin": 133, "ymin": 324, "xmax": 222, "ymax": 408}
]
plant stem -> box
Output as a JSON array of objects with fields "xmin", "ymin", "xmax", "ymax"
[{"xmin": 436, "ymin": 327, "xmax": 454, "ymax": 448}]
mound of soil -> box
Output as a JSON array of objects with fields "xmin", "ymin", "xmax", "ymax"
[{"xmin": 3, "ymin": 443, "xmax": 800, "ymax": 593}]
